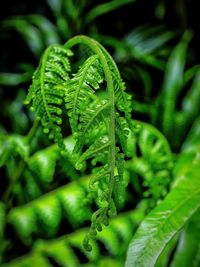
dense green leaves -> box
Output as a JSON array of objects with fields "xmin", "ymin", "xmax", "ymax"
[
  {"xmin": 4, "ymin": 208, "xmax": 146, "ymax": 267},
  {"xmin": 157, "ymin": 30, "xmax": 192, "ymax": 142},
  {"xmin": 8, "ymin": 178, "xmax": 92, "ymax": 243}
]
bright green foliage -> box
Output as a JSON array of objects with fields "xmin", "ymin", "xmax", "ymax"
[
  {"xmin": 155, "ymin": 235, "xmax": 178, "ymax": 267},
  {"xmin": 181, "ymin": 116, "xmax": 200, "ymax": 153},
  {"xmin": 26, "ymin": 137, "xmax": 78, "ymax": 185},
  {"xmin": 158, "ymin": 31, "xmax": 192, "ymax": 140},
  {"xmin": 27, "ymin": 147, "xmax": 59, "ymax": 184},
  {"xmin": 3, "ymin": 208, "xmax": 146, "ymax": 267},
  {"xmin": 0, "ymin": 135, "xmax": 29, "ymax": 168},
  {"xmin": 170, "ymin": 209, "xmax": 200, "ymax": 267},
  {"xmin": 8, "ymin": 178, "xmax": 92, "ymax": 244},
  {"xmin": 2, "ymin": 119, "xmax": 172, "ymax": 262},
  {"xmin": 1, "ymin": 4, "xmax": 200, "ymax": 265},
  {"xmin": 24, "ymin": 35, "xmax": 132, "ymax": 250},
  {"xmin": 125, "ymin": 151, "xmax": 200, "ymax": 267},
  {"xmin": 126, "ymin": 121, "xmax": 173, "ymax": 208}
]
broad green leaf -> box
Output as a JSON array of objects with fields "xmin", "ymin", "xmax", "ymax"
[
  {"xmin": 2, "ymin": 15, "xmax": 60, "ymax": 57},
  {"xmin": 181, "ymin": 70, "xmax": 200, "ymax": 120},
  {"xmin": 173, "ymin": 69, "xmax": 200, "ymax": 146},
  {"xmin": 158, "ymin": 30, "xmax": 192, "ymax": 138},
  {"xmin": 181, "ymin": 117, "xmax": 200, "ymax": 153},
  {"xmin": 47, "ymin": 0, "xmax": 62, "ymax": 15},
  {"xmin": 125, "ymin": 151, "xmax": 200, "ymax": 267},
  {"xmin": 0, "ymin": 72, "xmax": 32, "ymax": 86},
  {"xmin": 124, "ymin": 25, "xmax": 175, "ymax": 55},
  {"xmin": 26, "ymin": 15, "xmax": 60, "ymax": 45},
  {"xmin": 112, "ymin": 25, "xmax": 175, "ymax": 70},
  {"xmin": 155, "ymin": 234, "xmax": 178, "ymax": 267},
  {"xmin": 170, "ymin": 208, "xmax": 200, "ymax": 267},
  {"xmin": 86, "ymin": 0, "xmax": 136, "ymax": 24}
]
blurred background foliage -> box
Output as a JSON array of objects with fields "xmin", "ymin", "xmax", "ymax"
[{"xmin": 0, "ymin": 0, "xmax": 200, "ymax": 266}]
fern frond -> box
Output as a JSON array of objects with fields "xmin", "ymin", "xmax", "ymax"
[
  {"xmin": 3, "ymin": 209, "xmax": 145, "ymax": 267},
  {"xmin": 73, "ymin": 99, "xmax": 110, "ymax": 155},
  {"xmin": 28, "ymin": 146, "xmax": 59, "ymax": 184},
  {"xmin": 8, "ymin": 206, "xmax": 36, "ymax": 245},
  {"xmin": 113, "ymin": 73, "xmax": 132, "ymax": 117},
  {"xmin": 75, "ymin": 136, "xmax": 110, "ymax": 170},
  {"xmin": 23, "ymin": 171, "xmax": 42, "ymax": 200},
  {"xmin": 57, "ymin": 183, "xmax": 92, "ymax": 227},
  {"xmin": 34, "ymin": 195, "xmax": 62, "ymax": 236},
  {"xmin": 25, "ymin": 45, "xmax": 73, "ymax": 149},
  {"xmin": 64, "ymin": 54, "xmax": 104, "ymax": 132},
  {"xmin": 62, "ymin": 35, "xmax": 134, "ymax": 250},
  {"xmin": 24, "ymin": 35, "xmax": 133, "ymax": 252},
  {"xmin": 88, "ymin": 165, "xmax": 110, "ymax": 190},
  {"xmin": 0, "ymin": 135, "xmax": 29, "ymax": 168},
  {"xmin": 79, "ymin": 99, "xmax": 109, "ymax": 136},
  {"xmin": 8, "ymin": 178, "xmax": 92, "ymax": 242},
  {"xmin": 127, "ymin": 121, "xmax": 173, "ymax": 208}
]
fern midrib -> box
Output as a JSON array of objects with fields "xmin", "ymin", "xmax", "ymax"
[
  {"xmin": 83, "ymin": 141, "xmax": 110, "ymax": 160},
  {"xmin": 72, "ymin": 55, "xmax": 98, "ymax": 123},
  {"xmin": 98, "ymin": 43, "xmax": 131, "ymax": 123},
  {"xmin": 92, "ymin": 38, "xmax": 116, "ymax": 204},
  {"xmin": 82, "ymin": 101, "xmax": 110, "ymax": 136},
  {"xmin": 40, "ymin": 46, "xmax": 52, "ymax": 123}
]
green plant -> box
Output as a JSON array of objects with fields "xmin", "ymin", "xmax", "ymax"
[
  {"xmin": 1, "ymin": 2, "xmax": 200, "ymax": 265},
  {"xmin": 125, "ymin": 150, "xmax": 200, "ymax": 267},
  {"xmin": 24, "ymin": 34, "xmax": 133, "ymax": 250}
]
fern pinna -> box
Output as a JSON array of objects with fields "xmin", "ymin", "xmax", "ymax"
[{"xmin": 25, "ymin": 35, "xmax": 132, "ymax": 250}]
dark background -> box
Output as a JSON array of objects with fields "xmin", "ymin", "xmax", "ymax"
[{"xmin": 0, "ymin": 0, "xmax": 200, "ymax": 72}]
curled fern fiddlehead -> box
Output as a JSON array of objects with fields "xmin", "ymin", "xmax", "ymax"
[{"xmin": 25, "ymin": 35, "xmax": 132, "ymax": 251}]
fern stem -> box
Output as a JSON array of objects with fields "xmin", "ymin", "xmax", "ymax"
[
  {"xmin": 72, "ymin": 54, "xmax": 99, "ymax": 121},
  {"xmin": 26, "ymin": 119, "xmax": 39, "ymax": 144},
  {"xmin": 65, "ymin": 35, "xmax": 116, "ymax": 206},
  {"xmin": 82, "ymin": 102, "xmax": 110, "ymax": 136}
]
